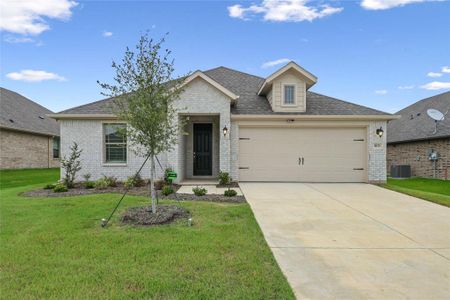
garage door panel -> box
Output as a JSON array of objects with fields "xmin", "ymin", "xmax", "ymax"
[{"xmin": 239, "ymin": 127, "xmax": 367, "ymax": 182}]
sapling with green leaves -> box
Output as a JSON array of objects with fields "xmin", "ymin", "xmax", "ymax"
[
  {"xmin": 98, "ymin": 33, "xmax": 186, "ymax": 213},
  {"xmin": 61, "ymin": 142, "xmax": 82, "ymax": 188}
]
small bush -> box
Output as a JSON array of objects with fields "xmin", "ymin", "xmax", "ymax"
[
  {"xmin": 101, "ymin": 175, "xmax": 118, "ymax": 187},
  {"xmin": 192, "ymin": 186, "xmax": 207, "ymax": 196},
  {"xmin": 95, "ymin": 178, "xmax": 109, "ymax": 190},
  {"xmin": 224, "ymin": 189, "xmax": 237, "ymax": 197},
  {"xmin": 218, "ymin": 171, "xmax": 231, "ymax": 185},
  {"xmin": 84, "ymin": 181, "xmax": 95, "ymax": 189},
  {"xmin": 44, "ymin": 183, "xmax": 56, "ymax": 190},
  {"xmin": 53, "ymin": 183, "xmax": 68, "ymax": 193},
  {"xmin": 162, "ymin": 185, "xmax": 174, "ymax": 196},
  {"xmin": 124, "ymin": 174, "xmax": 145, "ymax": 188},
  {"xmin": 154, "ymin": 179, "xmax": 165, "ymax": 190},
  {"xmin": 83, "ymin": 173, "xmax": 91, "ymax": 182}
]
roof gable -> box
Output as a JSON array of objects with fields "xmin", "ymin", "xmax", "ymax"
[
  {"xmin": 181, "ymin": 71, "xmax": 239, "ymax": 101},
  {"xmin": 258, "ymin": 61, "xmax": 317, "ymax": 95}
]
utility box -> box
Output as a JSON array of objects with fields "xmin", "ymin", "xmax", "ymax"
[{"xmin": 391, "ymin": 165, "xmax": 411, "ymax": 179}]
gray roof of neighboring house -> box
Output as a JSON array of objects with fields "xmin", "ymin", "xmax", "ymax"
[
  {"xmin": 58, "ymin": 66, "xmax": 390, "ymax": 116},
  {"xmin": 387, "ymin": 91, "xmax": 450, "ymax": 144},
  {"xmin": 0, "ymin": 87, "xmax": 59, "ymax": 136}
]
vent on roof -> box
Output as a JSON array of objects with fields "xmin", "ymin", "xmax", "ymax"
[
  {"xmin": 9, "ymin": 119, "xmax": 14, "ymax": 123},
  {"xmin": 39, "ymin": 116, "xmax": 45, "ymax": 119}
]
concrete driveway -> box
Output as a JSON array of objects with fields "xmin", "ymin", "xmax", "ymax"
[{"xmin": 240, "ymin": 183, "xmax": 450, "ymax": 300}]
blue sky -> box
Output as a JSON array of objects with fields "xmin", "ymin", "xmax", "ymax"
[{"xmin": 1, "ymin": 0, "xmax": 449, "ymax": 113}]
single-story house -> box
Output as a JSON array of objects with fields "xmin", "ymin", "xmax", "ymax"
[
  {"xmin": 387, "ymin": 91, "xmax": 450, "ymax": 180},
  {"xmin": 50, "ymin": 62, "xmax": 395, "ymax": 183},
  {"xmin": 0, "ymin": 87, "xmax": 60, "ymax": 169}
]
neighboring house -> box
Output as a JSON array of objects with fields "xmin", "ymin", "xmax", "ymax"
[
  {"xmin": 50, "ymin": 62, "xmax": 395, "ymax": 183},
  {"xmin": 0, "ymin": 88, "xmax": 60, "ymax": 169},
  {"xmin": 387, "ymin": 92, "xmax": 450, "ymax": 180}
]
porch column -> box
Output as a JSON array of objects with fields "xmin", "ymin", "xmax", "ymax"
[{"xmin": 219, "ymin": 113, "xmax": 231, "ymax": 173}]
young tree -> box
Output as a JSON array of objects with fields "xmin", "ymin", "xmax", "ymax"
[
  {"xmin": 98, "ymin": 33, "xmax": 185, "ymax": 213},
  {"xmin": 61, "ymin": 142, "xmax": 82, "ymax": 188}
]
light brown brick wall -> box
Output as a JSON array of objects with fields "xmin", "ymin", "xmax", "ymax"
[
  {"xmin": 0, "ymin": 128, "xmax": 60, "ymax": 169},
  {"xmin": 387, "ymin": 138, "xmax": 450, "ymax": 180}
]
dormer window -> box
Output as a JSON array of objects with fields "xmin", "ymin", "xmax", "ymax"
[{"xmin": 283, "ymin": 84, "xmax": 295, "ymax": 105}]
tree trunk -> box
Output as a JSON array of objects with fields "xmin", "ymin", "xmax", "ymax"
[{"xmin": 150, "ymin": 155, "xmax": 157, "ymax": 213}]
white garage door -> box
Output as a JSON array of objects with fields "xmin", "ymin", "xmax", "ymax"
[{"xmin": 239, "ymin": 127, "xmax": 367, "ymax": 182}]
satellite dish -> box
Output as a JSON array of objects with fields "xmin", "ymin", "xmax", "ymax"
[{"xmin": 427, "ymin": 109, "xmax": 444, "ymax": 121}]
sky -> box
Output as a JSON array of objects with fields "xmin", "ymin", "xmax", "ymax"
[{"xmin": 1, "ymin": 0, "xmax": 449, "ymax": 113}]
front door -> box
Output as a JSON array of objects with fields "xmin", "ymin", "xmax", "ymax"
[{"xmin": 193, "ymin": 123, "xmax": 213, "ymax": 176}]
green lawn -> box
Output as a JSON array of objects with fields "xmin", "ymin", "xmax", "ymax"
[
  {"xmin": 0, "ymin": 169, "xmax": 294, "ymax": 299},
  {"xmin": 383, "ymin": 177, "xmax": 450, "ymax": 207}
]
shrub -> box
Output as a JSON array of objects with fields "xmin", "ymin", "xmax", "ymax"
[
  {"xmin": 124, "ymin": 174, "xmax": 145, "ymax": 188},
  {"xmin": 83, "ymin": 173, "xmax": 91, "ymax": 182},
  {"xmin": 84, "ymin": 181, "xmax": 95, "ymax": 189},
  {"xmin": 44, "ymin": 183, "xmax": 56, "ymax": 190},
  {"xmin": 53, "ymin": 183, "xmax": 68, "ymax": 193},
  {"xmin": 192, "ymin": 186, "xmax": 207, "ymax": 196},
  {"xmin": 102, "ymin": 175, "xmax": 118, "ymax": 187},
  {"xmin": 162, "ymin": 185, "xmax": 174, "ymax": 196},
  {"xmin": 224, "ymin": 189, "xmax": 237, "ymax": 197},
  {"xmin": 61, "ymin": 142, "xmax": 82, "ymax": 188},
  {"xmin": 154, "ymin": 179, "xmax": 165, "ymax": 190},
  {"xmin": 218, "ymin": 171, "xmax": 231, "ymax": 185},
  {"xmin": 94, "ymin": 178, "xmax": 109, "ymax": 190}
]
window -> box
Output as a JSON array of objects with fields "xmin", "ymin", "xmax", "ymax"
[
  {"xmin": 104, "ymin": 123, "xmax": 127, "ymax": 163},
  {"xmin": 52, "ymin": 137, "xmax": 60, "ymax": 159},
  {"xmin": 283, "ymin": 85, "xmax": 295, "ymax": 105}
]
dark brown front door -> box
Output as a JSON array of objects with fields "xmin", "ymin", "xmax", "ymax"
[{"xmin": 193, "ymin": 123, "xmax": 213, "ymax": 176}]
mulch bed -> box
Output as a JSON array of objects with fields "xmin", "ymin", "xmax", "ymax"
[
  {"xmin": 162, "ymin": 193, "xmax": 246, "ymax": 203},
  {"xmin": 22, "ymin": 183, "xmax": 180, "ymax": 198},
  {"xmin": 22, "ymin": 183, "xmax": 246, "ymax": 203},
  {"xmin": 121, "ymin": 205, "xmax": 190, "ymax": 226},
  {"xmin": 216, "ymin": 182, "xmax": 240, "ymax": 188}
]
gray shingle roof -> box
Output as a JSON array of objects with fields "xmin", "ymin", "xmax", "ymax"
[
  {"xmin": 57, "ymin": 66, "xmax": 390, "ymax": 116},
  {"xmin": 0, "ymin": 87, "xmax": 59, "ymax": 136},
  {"xmin": 387, "ymin": 91, "xmax": 450, "ymax": 144}
]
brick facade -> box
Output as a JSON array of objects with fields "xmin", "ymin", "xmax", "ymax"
[
  {"xmin": 0, "ymin": 128, "xmax": 59, "ymax": 169},
  {"xmin": 387, "ymin": 138, "xmax": 450, "ymax": 180},
  {"xmin": 60, "ymin": 120, "xmax": 166, "ymax": 181}
]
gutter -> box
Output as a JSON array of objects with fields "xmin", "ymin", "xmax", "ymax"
[
  {"xmin": 231, "ymin": 114, "xmax": 400, "ymax": 121},
  {"xmin": 0, "ymin": 125, "xmax": 59, "ymax": 137},
  {"xmin": 47, "ymin": 113, "xmax": 118, "ymax": 120}
]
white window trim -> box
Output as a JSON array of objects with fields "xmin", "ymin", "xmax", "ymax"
[
  {"xmin": 102, "ymin": 121, "xmax": 128, "ymax": 166},
  {"xmin": 282, "ymin": 83, "xmax": 297, "ymax": 107}
]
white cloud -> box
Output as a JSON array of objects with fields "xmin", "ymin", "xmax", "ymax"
[
  {"xmin": 442, "ymin": 66, "xmax": 450, "ymax": 73},
  {"xmin": 102, "ymin": 31, "xmax": 113, "ymax": 37},
  {"xmin": 375, "ymin": 89, "xmax": 388, "ymax": 95},
  {"xmin": 398, "ymin": 85, "xmax": 414, "ymax": 90},
  {"xmin": 261, "ymin": 58, "xmax": 291, "ymax": 69},
  {"xmin": 427, "ymin": 72, "xmax": 442, "ymax": 77},
  {"xmin": 3, "ymin": 35, "xmax": 34, "ymax": 43},
  {"xmin": 6, "ymin": 70, "xmax": 66, "ymax": 82},
  {"xmin": 361, "ymin": 0, "xmax": 438, "ymax": 10},
  {"xmin": 0, "ymin": 0, "xmax": 77, "ymax": 35},
  {"xmin": 228, "ymin": 0, "xmax": 343, "ymax": 22},
  {"xmin": 420, "ymin": 81, "xmax": 450, "ymax": 90}
]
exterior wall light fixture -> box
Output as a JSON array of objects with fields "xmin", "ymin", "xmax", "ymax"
[
  {"xmin": 223, "ymin": 126, "xmax": 228, "ymax": 136},
  {"xmin": 376, "ymin": 127, "xmax": 384, "ymax": 138}
]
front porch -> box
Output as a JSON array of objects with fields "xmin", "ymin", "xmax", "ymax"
[{"xmin": 173, "ymin": 114, "xmax": 230, "ymax": 183}]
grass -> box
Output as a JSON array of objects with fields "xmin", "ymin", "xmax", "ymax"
[
  {"xmin": 382, "ymin": 177, "xmax": 450, "ymax": 207},
  {"xmin": 0, "ymin": 168, "xmax": 294, "ymax": 299}
]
